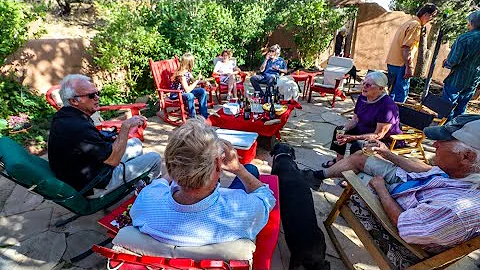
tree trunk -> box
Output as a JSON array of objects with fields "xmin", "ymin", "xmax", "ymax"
[{"xmin": 414, "ymin": 26, "xmax": 429, "ymax": 77}]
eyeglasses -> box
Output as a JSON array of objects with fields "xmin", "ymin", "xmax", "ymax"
[
  {"xmin": 362, "ymin": 82, "xmax": 374, "ymax": 88},
  {"xmin": 74, "ymin": 91, "xmax": 100, "ymax": 99}
]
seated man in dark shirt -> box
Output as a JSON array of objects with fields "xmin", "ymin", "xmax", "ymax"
[{"xmin": 48, "ymin": 74, "xmax": 162, "ymax": 197}]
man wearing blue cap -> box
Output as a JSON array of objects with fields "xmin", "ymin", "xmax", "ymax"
[{"xmin": 313, "ymin": 114, "xmax": 480, "ymax": 253}]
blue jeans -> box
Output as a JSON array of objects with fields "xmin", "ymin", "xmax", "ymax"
[
  {"xmin": 228, "ymin": 164, "xmax": 260, "ymax": 191},
  {"xmin": 442, "ymin": 83, "xmax": 476, "ymax": 121},
  {"xmin": 182, "ymin": 88, "xmax": 208, "ymax": 118},
  {"xmin": 250, "ymin": 74, "xmax": 278, "ymax": 97},
  {"xmin": 387, "ymin": 64, "xmax": 411, "ymax": 103}
]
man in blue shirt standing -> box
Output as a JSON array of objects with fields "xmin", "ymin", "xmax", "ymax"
[
  {"xmin": 250, "ymin": 44, "xmax": 287, "ymax": 98},
  {"xmin": 442, "ymin": 10, "xmax": 480, "ymax": 120}
]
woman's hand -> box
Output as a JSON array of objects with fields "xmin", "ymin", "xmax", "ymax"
[
  {"xmin": 336, "ymin": 134, "xmax": 355, "ymax": 145},
  {"xmin": 219, "ymin": 140, "xmax": 242, "ymax": 174},
  {"xmin": 197, "ymin": 72, "xmax": 203, "ymax": 81}
]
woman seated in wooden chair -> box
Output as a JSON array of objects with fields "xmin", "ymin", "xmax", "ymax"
[
  {"xmin": 170, "ymin": 52, "xmax": 209, "ymax": 118},
  {"xmin": 322, "ymin": 71, "xmax": 403, "ymax": 186},
  {"xmin": 213, "ymin": 49, "xmax": 242, "ymax": 100}
]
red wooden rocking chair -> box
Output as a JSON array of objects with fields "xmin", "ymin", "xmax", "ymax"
[
  {"xmin": 92, "ymin": 175, "xmax": 281, "ymax": 270},
  {"xmin": 307, "ymin": 75, "xmax": 347, "ymax": 107},
  {"xmin": 45, "ymin": 85, "xmax": 147, "ymax": 141},
  {"xmin": 149, "ymin": 58, "xmax": 215, "ymax": 126}
]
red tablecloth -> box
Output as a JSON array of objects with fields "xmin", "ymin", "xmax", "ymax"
[{"xmin": 207, "ymin": 100, "xmax": 302, "ymax": 139}]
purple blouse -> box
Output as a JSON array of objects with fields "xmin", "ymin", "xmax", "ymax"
[{"xmin": 353, "ymin": 94, "xmax": 402, "ymax": 138}]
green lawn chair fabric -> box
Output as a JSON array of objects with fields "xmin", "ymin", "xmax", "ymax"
[{"xmin": 0, "ymin": 137, "xmax": 145, "ymax": 216}]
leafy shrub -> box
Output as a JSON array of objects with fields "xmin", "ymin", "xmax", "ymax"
[
  {"xmin": 0, "ymin": 0, "xmax": 39, "ymax": 65},
  {"xmin": 0, "ymin": 75, "xmax": 55, "ymax": 149},
  {"xmin": 91, "ymin": 0, "xmax": 353, "ymax": 103}
]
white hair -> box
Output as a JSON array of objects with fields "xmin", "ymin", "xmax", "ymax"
[
  {"xmin": 452, "ymin": 140, "xmax": 480, "ymax": 173},
  {"xmin": 467, "ymin": 10, "xmax": 480, "ymax": 30},
  {"xmin": 365, "ymin": 71, "xmax": 388, "ymax": 88},
  {"xmin": 60, "ymin": 74, "xmax": 92, "ymax": 106}
]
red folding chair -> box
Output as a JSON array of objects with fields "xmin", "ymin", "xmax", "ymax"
[
  {"xmin": 92, "ymin": 175, "xmax": 281, "ymax": 270},
  {"xmin": 45, "ymin": 85, "xmax": 147, "ymax": 141},
  {"xmin": 150, "ymin": 58, "xmax": 215, "ymax": 126},
  {"xmin": 307, "ymin": 75, "xmax": 347, "ymax": 107}
]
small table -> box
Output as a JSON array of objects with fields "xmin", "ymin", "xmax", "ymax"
[
  {"xmin": 206, "ymin": 101, "xmax": 302, "ymax": 140},
  {"xmin": 290, "ymin": 74, "xmax": 310, "ymax": 99}
]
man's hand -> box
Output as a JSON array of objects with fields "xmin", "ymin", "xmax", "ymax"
[
  {"xmin": 220, "ymin": 140, "xmax": 243, "ymax": 174},
  {"xmin": 404, "ymin": 66, "xmax": 413, "ymax": 79},
  {"xmin": 367, "ymin": 139, "xmax": 390, "ymax": 157},
  {"xmin": 368, "ymin": 176, "xmax": 386, "ymax": 190},
  {"xmin": 121, "ymin": 115, "xmax": 147, "ymax": 131}
]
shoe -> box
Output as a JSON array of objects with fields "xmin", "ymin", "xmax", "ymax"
[{"xmin": 321, "ymin": 158, "xmax": 336, "ymax": 168}]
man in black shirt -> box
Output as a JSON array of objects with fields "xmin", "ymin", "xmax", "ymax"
[{"xmin": 48, "ymin": 74, "xmax": 161, "ymax": 197}]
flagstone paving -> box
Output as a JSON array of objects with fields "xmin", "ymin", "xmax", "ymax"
[{"xmin": 0, "ymin": 79, "xmax": 478, "ymax": 269}]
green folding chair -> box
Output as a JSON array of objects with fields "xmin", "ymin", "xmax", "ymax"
[{"xmin": 0, "ymin": 137, "xmax": 149, "ymax": 227}]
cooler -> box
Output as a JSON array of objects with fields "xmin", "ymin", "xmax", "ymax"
[{"xmin": 216, "ymin": 129, "xmax": 258, "ymax": 164}]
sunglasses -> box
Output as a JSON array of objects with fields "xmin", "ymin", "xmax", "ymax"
[{"xmin": 74, "ymin": 91, "xmax": 100, "ymax": 99}]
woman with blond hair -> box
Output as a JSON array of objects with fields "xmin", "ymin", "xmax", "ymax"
[
  {"xmin": 170, "ymin": 52, "xmax": 209, "ymax": 118},
  {"xmin": 129, "ymin": 118, "xmax": 275, "ymax": 246},
  {"xmin": 213, "ymin": 49, "xmax": 241, "ymax": 100}
]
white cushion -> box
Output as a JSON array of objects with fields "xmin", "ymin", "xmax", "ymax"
[
  {"xmin": 112, "ymin": 226, "xmax": 256, "ymax": 261},
  {"xmin": 327, "ymin": 56, "xmax": 354, "ymax": 69},
  {"xmin": 313, "ymin": 83, "xmax": 335, "ymax": 89}
]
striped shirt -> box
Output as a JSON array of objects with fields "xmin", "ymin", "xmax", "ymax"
[
  {"xmin": 443, "ymin": 29, "xmax": 480, "ymax": 92},
  {"xmin": 130, "ymin": 178, "xmax": 276, "ymax": 246},
  {"xmin": 393, "ymin": 167, "xmax": 480, "ymax": 253}
]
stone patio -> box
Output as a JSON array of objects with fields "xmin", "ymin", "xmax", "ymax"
[{"xmin": 0, "ymin": 79, "xmax": 479, "ymax": 270}]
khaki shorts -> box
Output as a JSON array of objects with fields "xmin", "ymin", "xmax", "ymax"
[{"xmin": 358, "ymin": 156, "xmax": 403, "ymax": 192}]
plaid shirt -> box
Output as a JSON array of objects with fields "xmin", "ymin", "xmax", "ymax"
[
  {"xmin": 444, "ymin": 29, "xmax": 480, "ymax": 92},
  {"xmin": 393, "ymin": 167, "xmax": 480, "ymax": 253}
]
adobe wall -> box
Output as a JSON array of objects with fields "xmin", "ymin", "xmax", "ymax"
[
  {"xmin": 353, "ymin": 3, "xmax": 450, "ymax": 82},
  {"xmin": 2, "ymin": 38, "xmax": 94, "ymax": 94}
]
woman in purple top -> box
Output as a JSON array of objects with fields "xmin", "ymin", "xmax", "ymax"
[
  {"xmin": 170, "ymin": 52, "xmax": 209, "ymax": 118},
  {"xmin": 323, "ymin": 71, "xmax": 402, "ymax": 168}
]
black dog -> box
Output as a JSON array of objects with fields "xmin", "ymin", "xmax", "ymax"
[{"xmin": 270, "ymin": 143, "xmax": 330, "ymax": 270}]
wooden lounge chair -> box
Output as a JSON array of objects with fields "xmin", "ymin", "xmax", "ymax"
[
  {"xmin": 92, "ymin": 175, "xmax": 281, "ymax": 270},
  {"xmin": 324, "ymin": 170, "xmax": 480, "ymax": 270}
]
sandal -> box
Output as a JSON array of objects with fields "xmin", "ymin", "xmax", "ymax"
[
  {"xmin": 321, "ymin": 158, "xmax": 336, "ymax": 168},
  {"xmin": 338, "ymin": 180, "xmax": 348, "ymax": 188}
]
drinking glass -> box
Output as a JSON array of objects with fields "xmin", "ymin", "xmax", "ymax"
[
  {"xmin": 362, "ymin": 141, "xmax": 377, "ymax": 156},
  {"xmin": 334, "ymin": 129, "xmax": 346, "ymax": 145}
]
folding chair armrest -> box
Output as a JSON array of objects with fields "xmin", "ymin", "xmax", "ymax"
[
  {"xmin": 238, "ymin": 71, "xmax": 247, "ymax": 83},
  {"xmin": 98, "ymin": 103, "xmax": 147, "ymax": 116},
  {"xmin": 341, "ymin": 170, "xmax": 429, "ymax": 259},
  {"xmin": 390, "ymin": 133, "xmax": 424, "ymax": 140}
]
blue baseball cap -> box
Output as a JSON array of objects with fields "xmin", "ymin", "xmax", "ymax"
[{"xmin": 424, "ymin": 114, "xmax": 480, "ymax": 149}]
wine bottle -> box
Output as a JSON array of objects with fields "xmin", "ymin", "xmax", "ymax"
[
  {"xmin": 244, "ymin": 98, "xmax": 251, "ymax": 120},
  {"xmin": 269, "ymin": 97, "xmax": 276, "ymax": 120}
]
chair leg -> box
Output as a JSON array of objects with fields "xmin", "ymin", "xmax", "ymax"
[
  {"xmin": 216, "ymin": 89, "xmax": 221, "ymax": 104},
  {"xmin": 55, "ymin": 214, "xmax": 81, "ymax": 227},
  {"xmin": 68, "ymin": 238, "xmax": 112, "ymax": 264}
]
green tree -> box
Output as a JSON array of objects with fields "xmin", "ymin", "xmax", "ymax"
[
  {"xmin": 282, "ymin": 0, "xmax": 355, "ymax": 67},
  {"xmin": 0, "ymin": 0, "xmax": 38, "ymax": 65}
]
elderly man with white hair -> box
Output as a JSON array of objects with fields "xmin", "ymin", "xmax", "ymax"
[
  {"xmin": 48, "ymin": 74, "xmax": 162, "ymax": 198},
  {"xmin": 320, "ymin": 71, "xmax": 402, "ymax": 172},
  {"xmin": 250, "ymin": 44, "xmax": 288, "ymax": 98},
  {"xmin": 312, "ymin": 114, "xmax": 480, "ymax": 252},
  {"xmin": 442, "ymin": 10, "xmax": 480, "ymax": 120}
]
